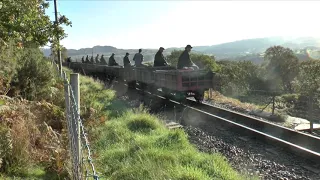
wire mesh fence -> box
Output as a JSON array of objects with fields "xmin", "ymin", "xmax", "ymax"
[{"xmin": 52, "ymin": 61, "xmax": 99, "ymax": 180}]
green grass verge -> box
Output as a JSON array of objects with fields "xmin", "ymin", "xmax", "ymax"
[
  {"xmin": 91, "ymin": 110, "xmax": 254, "ymax": 180},
  {"xmin": 62, "ymin": 67, "xmax": 257, "ymax": 180}
]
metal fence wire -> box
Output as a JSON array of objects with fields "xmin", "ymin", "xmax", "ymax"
[{"xmin": 52, "ymin": 61, "xmax": 99, "ymax": 180}]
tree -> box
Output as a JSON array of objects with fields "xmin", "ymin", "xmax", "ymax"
[
  {"xmin": 51, "ymin": 45, "xmax": 68, "ymax": 62},
  {"xmin": 0, "ymin": 0, "xmax": 72, "ymax": 48},
  {"xmin": 217, "ymin": 60, "xmax": 264, "ymax": 95},
  {"xmin": 295, "ymin": 60, "xmax": 320, "ymax": 96},
  {"xmin": 264, "ymin": 46, "xmax": 299, "ymax": 93}
]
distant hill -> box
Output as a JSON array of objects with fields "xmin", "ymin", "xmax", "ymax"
[{"xmin": 42, "ymin": 36, "xmax": 320, "ymax": 63}]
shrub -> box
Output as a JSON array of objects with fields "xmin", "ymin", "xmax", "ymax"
[{"xmin": 13, "ymin": 48, "xmax": 54, "ymax": 101}]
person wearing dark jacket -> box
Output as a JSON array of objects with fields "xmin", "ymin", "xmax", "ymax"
[
  {"xmin": 81, "ymin": 56, "xmax": 85, "ymax": 63},
  {"xmin": 90, "ymin": 55, "xmax": 94, "ymax": 64},
  {"xmin": 100, "ymin": 55, "xmax": 107, "ymax": 64},
  {"xmin": 123, "ymin": 52, "xmax": 131, "ymax": 67},
  {"xmin": 153, "ymin": 47, "xmax": 167, "ymax": 67},
  {"xmin": 85, "ymin": 55, "xmax": 90, "ymax": 63},
  {"xmin": 108, "ymin": 53, "xmax": 119, "ymax": 66},
  {"xmin": 95, "ymin": 54, "xmax": 100, "ymax": 63},
  {"xmin": 177, "ymin": 45, "xmax": 198, "ymax": 70}
]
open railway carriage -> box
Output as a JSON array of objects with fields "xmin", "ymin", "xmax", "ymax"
[
  {"xmin": 104, "ymin": 66, "xmax": 124, "ymax": 83},
  {"xmin": 134, "ymin": 66, "xmax": 176, "ymax": 90},
  {"xmin": 154, "ymin": 69, "xmax": 215, "ymax": 102},
  {"xmin": 69, "ymin": 62, "xmax": 83, "ymax": 73},
  {"xmin": 66, "ymin": 62, "xmax": 217, "ymax": 104},
  {"xmin": 122, "ymin": 67, "xmax": 136, "ymax": 88}
]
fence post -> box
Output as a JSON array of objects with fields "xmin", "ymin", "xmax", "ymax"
[
  {"xmin": 70, "ymin": 73, "xmax": 81, "ymax": 177},
  {"xmin": 63, "ymin": 72, "xmax": 77, "ymax": 178},
  {"xmin": 309, "ymin": 97, "xmax": 314, "ymax": 133},
  {"xmin": 272, "ymin": 94, "xmax": 275, "ymax": 115}
]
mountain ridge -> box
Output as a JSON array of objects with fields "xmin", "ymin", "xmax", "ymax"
[{"xmin": 42, "ymin": 36, "xmax": 320, "ymax": 63}]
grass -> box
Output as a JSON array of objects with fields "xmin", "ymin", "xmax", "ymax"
[
  {"xmin": 0, "ymin": 66, "xmax": 255, "ymax": 179},
  {"xmin": 0, "ymin": 167, "xmax": 63, "ymax": 180},
  {"xmin": 205, "ymin": 90, "xmax": 272, "ymax": 112},
  {"xmin": 67, "ymin": 70, "xmax": 257, "ymax": 180},
  {"xmin": 205, "ymin": 90, "xmax": 290, "ymax": 124},
  {"xmin": 91, "ymin": 110, "xmax": 253, "ymax": 180}
]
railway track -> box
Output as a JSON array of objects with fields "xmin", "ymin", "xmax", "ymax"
[{"xmin": 128, "ymin": 85, "xmax": 320, "ymax": 164}]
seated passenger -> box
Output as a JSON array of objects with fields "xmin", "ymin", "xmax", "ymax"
[
  {"xmin": 90, "ymin": 56, "xmax": 94, "ymax": 64},
  {"xmin": 154, "ymin": 47, "xmax": 168, "ymax": 67},
  {"xmin": 85, "ymin": 55, "xmax": 90, "ymax": 63},
  {"xmin": 100, "ymin": 55, "xmax": 107, "ymax": 65},
  {"xmin": 95, "ymin": 54, "xmax": 100, "ymax": 63},
  {"xmin": 108, "ymin": 53, "xmax": 119, "ymax": 66},
  {"xmin": 123, "ymin": 52, "xmax": 131, "ymax": 67},
  {"xmin": 133, "ymin": 49, "xmax": 144, "ymax": 67},
  {"xmin": 177, "ymin": 44, "xmax": 199, "ymax": 70}
]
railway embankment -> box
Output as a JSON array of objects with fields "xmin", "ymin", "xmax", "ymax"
[
  {"xmin": 69, "ymin": 70, "xmax": 253, "ymax": 180},
  {"xmin": 120, "ymin": 88, "xmax": 320, "ymax": 180}
]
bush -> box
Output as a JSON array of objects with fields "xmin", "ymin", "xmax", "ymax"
[
  {"xmin": 12, "ymin": 48, "xmax": 54, "ymax": 101},
  {"xmin": 0, "ymin": 41, "xmax": 21, "ymax": 95}
]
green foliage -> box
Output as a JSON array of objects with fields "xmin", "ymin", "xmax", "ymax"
[
  {"xmin": 13, "ymin": 48, "xmax": 54, "ymax": 101},
  {"xmin": 166, "ymin": 50, "xmax": 183, "ymax": 67},
  {"xmin": 0, "ymin": 0, "xmax": 72, "ymax": 47},
  {"xmin": 166, "ymin": 50, "xmax": 220, "ymax": 71},
  {"xmin": 217, "ymin": 60, "xmax": 267, "ymax": 95},
  {"xmin": 92, "ymin": 110, "xmax": 249, "ymax": 180},
  {"xmin": 0, "ymin": 40, "xmax": 22, "ymax": 95},
  {"xmin": 264, "ymin": 46, "xmax": 299, "ymax": 93},
  {"xmin": 295, "ymin": 60, "xmax": 320, "ymax": 96}
]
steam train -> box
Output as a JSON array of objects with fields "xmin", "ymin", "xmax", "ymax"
[{"xmin": 64, "ymin": 62, "xmax": 220, "ymax": 103}]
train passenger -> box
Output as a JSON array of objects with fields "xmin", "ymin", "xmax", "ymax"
[
  {"xmin": 108, "ymin": 53, "xmax": 119, "ymax": 66},
  {"xmin": 123, "ymin": 52, "xmax": 131, "ymax": 67},
  {"xmin": 66, "ymin": 57, "xmax": 71, "ymax": 63},
  {"xmin": 90, "ymin": 56, "xmax": 94, "ymax": 64},
  {"xmin": 85, "ymin": 55, "xmax": 90, "ymax": 63},
  {"xmin": 81, "ymin": 56, "xmax": 85, "ymax": 63},
  {"xmin": 154, "ymin": 47, "xmax": 168, "ymax": 67},
  {"xmin": 100, "ymin": 55, "xmax": 107, "ymax": 65},
  {"xmin": 133, "ymin": 49, "xmax": 144, "ymax": 67},
  {"xmin": 95, "ymin": 54, "xmax": 100, "ymax": 63},
  {"xmin": 177, "ymin": 45, "xmax": 199, "ymax": 70}
]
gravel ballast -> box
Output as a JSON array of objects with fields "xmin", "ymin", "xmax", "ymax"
[{"xmin": 112, "ymin": 85, "xmax": 320, "ymax": 180}]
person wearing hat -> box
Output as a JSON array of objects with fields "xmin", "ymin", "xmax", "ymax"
[
  {"xmin": 108, "ymin": 53, "xmax": 119, "ymax": 66},
  {"xmin": 123, "ymin": 52, "xmax": 131, "ymax": 67},
  {"xmin": 154, "ymin": 47, "xmax": 168, "ymax": 67},
  {"xmin": 133, "ymin": 49, "xmax": 144, "ymax": 67},
  {"xmin": 177, "ymin": 45, "xmax": 199, "ymax": 70}
]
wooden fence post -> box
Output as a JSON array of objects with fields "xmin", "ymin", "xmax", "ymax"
[{"xmin": 70, "ymin": 73, "xmax": 81, "ymax": 173}]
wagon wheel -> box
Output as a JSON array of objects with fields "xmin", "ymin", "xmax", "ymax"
[
  {"xmin": 194, "ymin": 91, "xmax": 204, "ymax": 103},
  {"xmin": 127, "ymin": 80, "xmax": 136, "ymax": 89}
]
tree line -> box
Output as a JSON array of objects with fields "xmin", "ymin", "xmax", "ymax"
[{"xmin": 165, "ymin": 46, "xmax": 320, "ymax": 120}]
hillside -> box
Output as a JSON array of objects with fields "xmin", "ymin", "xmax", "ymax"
[{"xmin": 43, "ymin": 36, "xmax": 320, "ymax": 63}]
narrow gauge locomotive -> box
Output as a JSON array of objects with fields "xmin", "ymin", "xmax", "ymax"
[{"xmin": 65, "ymin": 62, "xmax": 219, "ymax": 103}]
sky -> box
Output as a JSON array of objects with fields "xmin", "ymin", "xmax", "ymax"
[{"xmin": 46, "ymin": 1, "xmax": 320, "ymax": 50}]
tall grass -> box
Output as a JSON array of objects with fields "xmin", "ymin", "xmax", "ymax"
[{"xmin": 71, "ymin": 73, "xmax": 255, "ymax": 180}]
